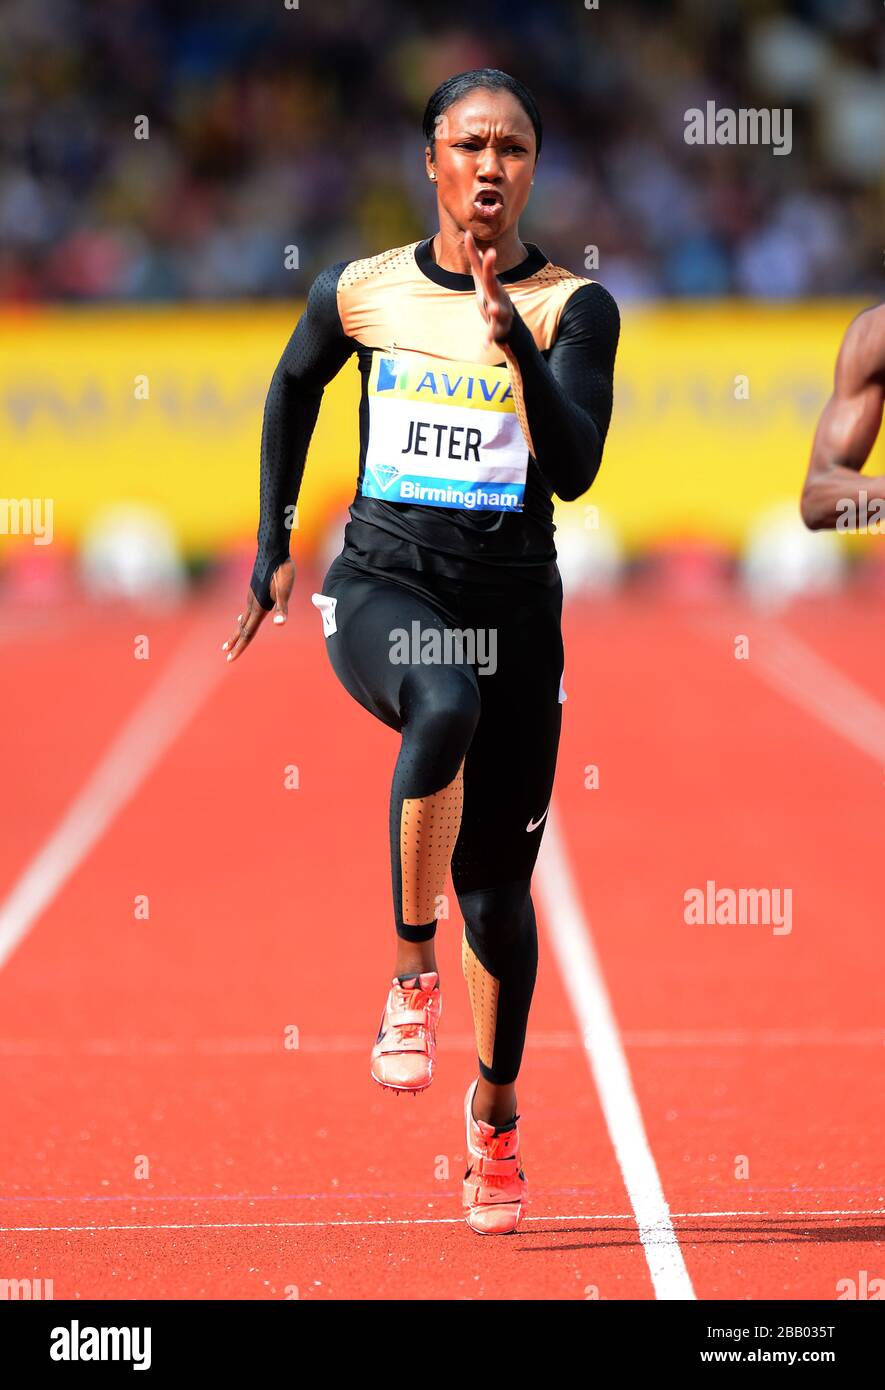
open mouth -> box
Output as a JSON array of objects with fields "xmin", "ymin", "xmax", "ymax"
[{"xmin": 473, "ymin": 191, "xmax": 504, "ymax": 214}]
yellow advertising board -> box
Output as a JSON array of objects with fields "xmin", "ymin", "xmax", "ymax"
[{"xmin": 0, "ymin": 301, "xmax": 875, "ymax": 556}]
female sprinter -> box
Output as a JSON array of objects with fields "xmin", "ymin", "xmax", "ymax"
[{"xmin": 222, "ymin": 69, "xmax": 620, "ymax": 1235}]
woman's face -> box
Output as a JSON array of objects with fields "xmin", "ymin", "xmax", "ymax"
[{"xmin": 426, "ymin": 88, "xmax": 537, "ymax": 241}]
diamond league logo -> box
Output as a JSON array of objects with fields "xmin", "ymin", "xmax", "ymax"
[{"xmin": 368, "ymin": 461, "xmax": 401, "ymax": 492}]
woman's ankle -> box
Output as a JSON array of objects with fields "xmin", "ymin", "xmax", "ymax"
[
  {"xmin": 472, "ymin": 1077, "xmax": 518, "ymax": 1129},
  {"xmin": 394, "ymin": 952, "xmax": 438, "ymax": 981}
]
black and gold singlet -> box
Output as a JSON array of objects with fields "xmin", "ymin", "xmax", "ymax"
[{"xmin": 250, "ymin": 236, "xmax": 620, "ymax": 607}]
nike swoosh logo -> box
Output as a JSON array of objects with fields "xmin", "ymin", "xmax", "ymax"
[{"xmin": 526, "ymin": 807, "xmax": 549, "ymax": 832}]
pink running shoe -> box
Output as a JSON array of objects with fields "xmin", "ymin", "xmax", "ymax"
[
  {"xmin": 462, "ymin": 1078, "xmax": 527, "ymax": 1234},
  {"xmin": 370, "ymin": 972, "xmax": 441, "ymax": 1093}
]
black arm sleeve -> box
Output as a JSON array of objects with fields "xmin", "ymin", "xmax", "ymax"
[
  {"xmin": 503, "ymin": 281, "xmax": 620, "ymax": 502},
  {"xmin": 250, "ymin": 261, "xmax": 356, "ymax": 608}
]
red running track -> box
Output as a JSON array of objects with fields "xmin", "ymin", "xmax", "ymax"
[{"xmin": 0, "ymin": 579, "xmax": 882, "ymax": 1299}]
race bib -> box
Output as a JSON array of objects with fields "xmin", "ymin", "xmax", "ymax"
[{"xmin": 361, "ymin": 350, "xmax": 528, "ymax": 511}]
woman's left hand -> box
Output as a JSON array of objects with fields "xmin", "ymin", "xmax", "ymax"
[{"xmin": 464, "ymin": 230, "xmax": 514, "ymax": 348}]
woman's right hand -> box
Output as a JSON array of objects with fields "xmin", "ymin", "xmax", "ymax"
[{"xmin": 222, "ymin": 557, "xmax": 295, "ymax": 663}]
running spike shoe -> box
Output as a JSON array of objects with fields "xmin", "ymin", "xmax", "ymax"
[
  {"xmin": 370, "ymin": 972, "xmax": 441, "ymax": 1093},
  {"xmin": 462, "ymin": 1078, "xmax": 527, "ymax": 1234}
]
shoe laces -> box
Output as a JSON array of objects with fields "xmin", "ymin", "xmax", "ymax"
[
  {"xmin": 468, "ymin": 1115, "xmax": 523, "ymax": 1189},
  {"xmin": 390, "ymin": 979, "xmax": 434, "ymax": 1042}
]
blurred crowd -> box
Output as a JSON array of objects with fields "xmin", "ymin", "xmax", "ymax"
[{"xmin": 0, "ymin": 0, "xmax": 881, "ymax": 304}]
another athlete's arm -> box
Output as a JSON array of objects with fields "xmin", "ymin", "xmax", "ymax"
[
  {"xmin": 223, "ymin": 262, "xmax": 354, "ymax": 662},
  {"xmin": 800, "ymin": 305, "xmax": 885, "ymax": 531},
  {"xmin": 464, "ymin": 232, "xmax": 619, "ymax": 501}
]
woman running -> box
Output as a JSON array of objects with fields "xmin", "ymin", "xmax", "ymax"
[{"xmin": 222, "ymin": 69, "xmax": 620, "ymax": 1234}]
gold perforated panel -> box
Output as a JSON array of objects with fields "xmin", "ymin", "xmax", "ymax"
[
  {"xmin": 400, "ymin": 762, "xmax": 464, "ymax": 926},
  {"xmin": 461, "ymin": 930, "xmax": 500, "ymax": 1070},
  {"xmin": 336, "ymin": 236, "xmax": 593, "ymax": 373},
  {"xmin": 501, "ymin": 341, "xmax": 536, "ymax": 460},
  {"xmin": 510, "ymin": 264, "xmax": 592, "ymax": 345},
  {"xmin": 503, "ymin": 267, "xmax": 591, "ymax": 459},
  {"xmin": 337, "ymin": 241, "xmax": 420, "ymax": 293}
]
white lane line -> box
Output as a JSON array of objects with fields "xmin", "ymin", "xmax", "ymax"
[
  {"xmin": 0, "ymin": 614, "xmax": 224, "ymax": 971},
  {"xmin": 2, "ymin": 1209, "xmax": 880, "ymax": 1234},
  {"xmin": 535, "ymin": 802, "xmax": 696, "ymax": 1301},
  {"xmin": 697, "ymin": 613, "xmax": 885, "ymax": 767}
]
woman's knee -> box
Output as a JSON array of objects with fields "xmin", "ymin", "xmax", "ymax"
[
  {"xmin": 458, "ymin": 880, "xmax": 537, "ymax": 963},
  {"xmin": 400, "ymin": 667, "xmax": 481, "ymax": 772}
]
